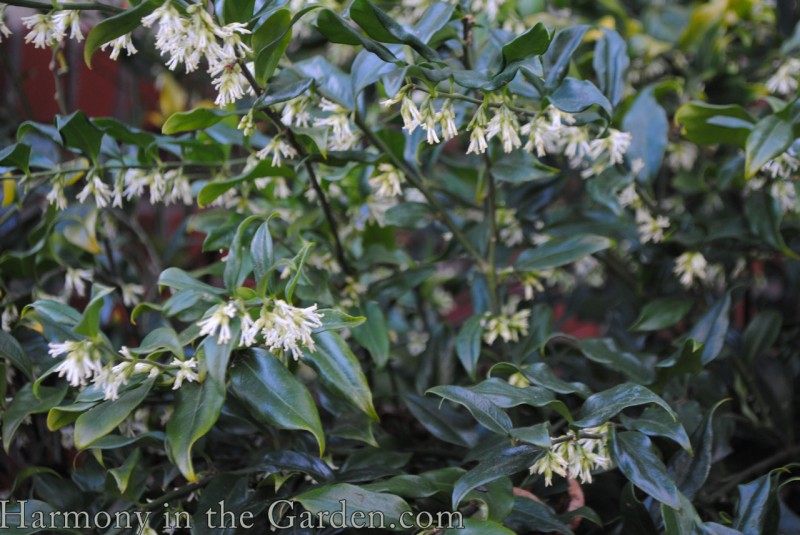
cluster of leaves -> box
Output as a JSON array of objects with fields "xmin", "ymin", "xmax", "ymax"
[{"xmin": 1, "ymin": 0, "xmax": 800, "ymax": 533}]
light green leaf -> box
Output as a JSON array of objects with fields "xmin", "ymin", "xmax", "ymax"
[{"xmin": 74, "ymin": 379, "xmax": 154, "ymax": 449}]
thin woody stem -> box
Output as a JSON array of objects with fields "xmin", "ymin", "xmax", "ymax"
[
  {"xmin": 2, "ymin": 0, "xmax": 122, "ymax": 12},
  {"xmin": 239, "ymin": 61, "xmax": 353, "ymax": 276}
]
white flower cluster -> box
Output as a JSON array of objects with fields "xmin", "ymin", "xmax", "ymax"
[
  {"xmin": 673, "ymin": 251, "xmax": 708, "ymax": 288},
  {"xmin": 496, "ymin": 207, "xmax": 524, "ymax": 247},
  {"xmin": 618, "ymin": 184, "xmax": 671, "ymax": 244},
  {"xmin": 0, "ymin": 4, "xmax": 12, "ymax": 43},
  {"xmin": 314, "ymin": 99, "xmax": 360, "ymax": 151},
  {"xmin": 383, "ymin": 88, "xmax": 632, "ymax": 177},
  {"xmin": 1, "ymin": 304, "xmax": 19, "ymax": 332},
  {"xmin": 766, "ymin": 58, "xmax": 800, "ymax": 96},
  {"xmin": 481, "ymin": 298, "xmax": 530, "ymax": 345},
  {"xmin": 369, "ymin": 164, "xmax": 405, "ymax": 199},
  {"xmin": 48, "ymin": 339, "xmax": 103, "ymax": 387},
  {"xmin": 21, "ymin": 5, "xmax": 83, "ymax": 49},
  {"xmin": 48, "ymin": 340, "xmax": 198, "ymax": 399},
  {"xmin": 197, "ymin": 299, "xmax": 324, "ymax": 361},
  {"xmin": 141, "ymin": 1, "xmax": 252, "ymax": 107},
  {"xmin": 530, "ymin": 425, "xmax": 612, "ymax": 486},
  {"xmin": 256, "ymin": 136, "xmax": 298, "ymax": 167}
]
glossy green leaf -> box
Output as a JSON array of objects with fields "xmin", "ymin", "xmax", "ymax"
[
  {"xmin": 688, "ymin": 292, "xmax": 731, "ymax": 365},
  {"xmin": 73, "ymin": 379, "xmax": 154, "ymax": 449},
  {"xmin": 514, "ymin": 235, "xmax": 612, "ymax": 271},
  {"xmin": 0, "ymin": 330, "xmax": 33, "ymax": 380},
  {"xmin": 224, "ymin": 215, "xmax": 262, "ymax": 291},
  {"xmin": 505, "ymin": 497, "xmax": 573, "ymax": 535},
  {"xmin": 543, "ymin": 25, "xmax": 589, "ymax": 90},
  {"xmin": 675, "ymin": 102, "xmax": 754, "ymax": 147},
  {"xmin": 352, "ymin": 302, "xmax": 390, "ymax": 368},
  {"xmin": 73, "ymin": 283, "xmax": 115, "ymax": 338},
  {"xmin": 619, "ymin": 483, "xmax": 658, "ymax": 535},
  {"xmin": 253, "ymin": 10, "xmax": 293, "ymax": 85},
  {"xmin": 197, "ymin": 161, "xmax": 295, "ymax": 208},
  {"xmin": 403, "ymin": 393, "xmax": 477, "ymax": 448},
  {"xmin": 294, "ymin": 483, "xmax": 412, "ymax": 531},
  {"xmin": 230, "ymin": 349, "xmax": 325, "ymax": 455},
  {"xmin": 0, "ymin": 143, "xmax": 31, "ymax": 175},
  {"xmin": 444, "ymin": 519, "xmax": 516, "ymax": 535},
  {"xmin": 84, "ymin": 0, "xmax": 157, "ymax": 67},
  {"xmin": 745, "ymin": 115, "xmax": 794, "ymax": 179},
  {"xmin": 166, "ymin": 380, "xmax": 226, "ymax": 482},
  {"xmin": 108, "ymin": 448, "xmax": 141, "ymax": 494},
  {"xmin": 593, "ymin": 28, "xmax": 629, "ymax": 107},
  {"xmin": 469, "ymin": 377, "xmax": 555, "ymax": 409},
  {"xmin": 56, "ymin": 111, "xmax": 103, "ymax": 164},
  {"xmin": 623, "ymin": 87, "xmax": 668, "ymax": 181},
  {"xmin": 668, "ymin": 399, "xmax": 726, "ymax": 499},
  {"xmin": 632, "ymin": 297, "xmax": 693, "ymax": 331},
  {"xmin": 426, "ymin": 385, "xmax": 512, "ymax": 435},
  {"xmin": 451, "ymin": 445, "xmax": 538, "ymax": 508},
  {"xmin": 621, "ymin": 406, "xmax": 692, "ymax": 453},
  {"xmin": 162, "ymin": 107, "xmax": 238, "ymax": 134},
  {"xmin": 223, "ymin": 0, "xmax": 253, "ymax": 23},
  {"xmin": 578, "ymin": 338, "xmax": 655, "ymax": 384},
  {"xmin": 455, "ymin": 316, "xmax": 482, "ymax": 380},
  {"xmin": 2, "ymin": 384, "xmax": 67, "ymax": 452},
  {"xmin": 315, "ymin": 9, "xmax": 397, "ymax": 64},
  {"xmin": 742, "ymin": 310, "xmax": 782, "ymax": 365},
  {"xmin": 501, "ymin": 23, "xmax": 550, "ymax": 69},
  {"xmin": 549, "ymin": 78, "xmax": 611, "ymax": 116},
  {"xmin": 350, "ymin": 0, "xmax": 439, "ymax": 60},
  {"xmin": 305, "ymin": 331, "xmax": 378, "ymax": 421},
  {"xmin": 574, "ymin": 383, "xmax": 677, "ymax": 428},
  {"xmin": 610, "ymin": 431, "xmax": 681, "ymax": 509},
  {"xmin": 254, "ymin": 78, "xmax": 315, "ymax": 109}
]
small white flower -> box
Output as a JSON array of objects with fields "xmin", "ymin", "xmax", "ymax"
[
  {"xmin": 51, "ymin": 10, "xmax": 83, "ymax": 42},
  {"xmin": 314, "ymin": 102, "xmax": 359, "ymax": 150},
  {"xmin": 436, "ymin": 99, "xmax": 458, "ymax": 141},
  {"xmin": 674, "ymin": 251, "xmax": 708, "ymax": 288},
  {"xmin": 211, "ymin": 61, "xmax": 248, "ymax": 107},
  {"xmin": 394, "ymin": 89, "xmax": 423, "ymax": 134},
  {"xmin": 666, "ymin": 141, "xmax": 698, "ymax": 172},
  {"xmin": 486, "ymin": 105, "xmax": 522, "ymax": 153},
  {"xmin": 0, "ymin": 5, "xmax": 12, "ymax": 42},
  {"xmin": 101, "ymin": 34, "xmax": 137, "ymax": 60},
  {"xmin": 520, "ymin": 116, "xmax": 549, "ymax": 157},
  {"xmin": 497, "ymin": 208, "xmax": 524, "ymax": 247},
  {"xmin": 281, "ymin": 96, "xmax": 312, "ymax": 128},
  {"xmin": 431, "ymin": 287, "xmax": 455, "ymax": 315},
  {"xmin": 171, "ymin": 358, "xmax": 198, "ymax": 389},
  {"xmin": 519, "ymin": 272, "xmax": 546, "ymax": 301},
  {"xmin": 481, "ymin": 299, "xmax": 530, "ymax": 345},
  {"xmin": 197, "ymin": 303, "xmax": 237, "ymax": 344},
  {"xmin": 256, "ymin": 136, "xmax": 298, "ymax": 167},
  {"xmin": 260, "ymin": 300, "xmax": 323, "ymax": 360},
  {"xmin": 766, "ymin": 58, "xmax": 800, "ymax": 96},
  {"xmin": 1, "ymin": 305, "xmax": 19, "ymax": 332},
  {"xmin": 762, "ymin": 151, "xmax": 800, "ymax": 180},
  {"xmin": 407, "ymin": 329, "xmax": 429, "ymax": 356},
  {"xmin": 530, "ymin": 449, "xmax": 569, "ymax": 487},
  {"xmin": 618, "ymin": 183, "xmax": 640, "ymax": 208},
  {"xmin": 76, "ymin": 171, "xmax": 113, "ymax": 208},
  {"xmin": 771, "ymin": 180, "xmax": 797, "ymax": 214},
  {"xmin": 48, "ymin": 339, "xmax": 103, "ymax": 387},
  {"xmin": 635, "ymin": 208, "xmax": 670, "ymax": 243},
  {"xmin": 22, "ymin": 13, "xmax": 64, "ymax": 49},
  {"xmin": 369, "ymin": 163, "xmax": 404, "ymax": 198},
  {"xmin": 120, "ymin": 283, "xmax": 145, "ymax": 307},
  {"xmin": 589, "ymin": 129, "xmax": 632, "ymax": 165},
  {"xmin": 64, "ymin": 267, "xmax": 93, "ymax": 298}
]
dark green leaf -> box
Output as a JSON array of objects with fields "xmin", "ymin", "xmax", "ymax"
[
  {"xmin": 456, "ymin": 316, "xmax": 482, "ymax": 380},
  {"xmin": 426, "ymin": 385, "xmax": 512, "ymax": 435},
  {"xmin": 73, "ymin": 284, "xmax": 115, "ymax": 338},
  {"xmin": 688, "ymin": 292, "xmax": 731, "ymax": 365},
  {"xmin": 166, "ymin": 380, "xmax": 226, "ymax": 482},
  {"xmin": 745, "ymin": 116, "xmax": 794, "ymax": 179},
  {"xmin": 305, "ymin": 331, "xmax": 378, "ymax": 421},
  {"xmin": 56, "ymin": 111, "xmax": 103, "ymax": 164},
  {"xmin": 223, "ymin": 0, "xmax": 254, "ymax": 23},
  {"xmin": 733, "ymin": 470, "xmax": 782, "ymax": 534},
  {"xmin": 514, "ymin": 235, "xmax": 612, "ymax": 271},
  {"xmin": 230, "ymin": 349, "xmax": 325, "ymax": 455},
  {"xmin": 593, "ymin": 28, "xmax": 629, "ymax": 107},
  {"xmin": 254, "ymin": 78, "xmax": 315, "ymax": 108},
  {"xmin": 632, "ymin": 297, "xmax": 693, "ymax": 332},
  {"xmin": 675, "ymin": 102, "xmax": 754, "ymax": 147},
  {"xmin": 0, "ymin": 330, "xmax": 34, "ymax": 380},
  {"xmin": 350, "ymin": 0, "xmax": 439, "ymax": 60},
  {"xmin": 352, "ymin": 302, "xmax": 390, "ymax": 368},
  {"xmin": 451, "ymin": 445, "xmax": 538, "ymax": 508},
  {"xmin": 0, "ymin": 143, "xmax": 31, "ymax": 175},
  {"xmin": 622, "ymin": 87, "xmax": 668, "ymax": 181},
  {"xmin": 549, "ymin": 78, "xmax": 611, "ymax": 116},
  {"xmin": 2, "ymin": 384, "xmax": 67, "ymax": 452},
  {"xmin": 505, "ymin": 497, "xmax": 573, "ymax": 534},
  {"xmin": 84, "ymin": 0, "xmax": 157, "ymax": 67},
  {"xmin": 578, "ymin": 338, "xmax": 655, "ymax": 384},
  {"xmin": 543, "ymin": 26, "xmax": 589, "ymax": 90},
  {"xmin": 251, "ymin": 219, "xmax": 274, "ymax": 287},
  {"xmin": 610, "ymin": 431, "xmax": 681, "ymax": 509},
  {"xmin": 742, "ymin": 310, "xmax": 782, "ymax": 365},
  {"xmin": 621, "ymin": 406, "xmax": 692, "ymax": 452},
  {"xmin": 668, "ymin": 400, "xmax": 727, "ymax": 499},
  {"xmin": 294, "ymin": 483, "xmax": 412, "ymax": 531},
  {"xmin": 315, "ymin": 9, "xmax": 398, "ymax": 64},
  {"xmin": 198, "ymin": 161, "xmax": 295, "ymax": 208},
  {"xmin": 403, "ymin": 393, "xmax": 477, "ymax": 448},
  {"xmin": 501, "ymin": 23, "xmax": 550, "ymax": 70},
  {"xmin": 253, "ymin": 10, "xmax": 293, "ymax": 85},
  {"xmin": 74, "ymin": 379, "xmax": 154, "ymax": 449},
  {"xmin": 574, "ymin": 383, "xmax": 677, "ymax": 428}
]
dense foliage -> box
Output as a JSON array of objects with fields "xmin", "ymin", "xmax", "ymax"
[{"xmin": 1, "ymin": 0, "xmax": 799, "ymax": 533}]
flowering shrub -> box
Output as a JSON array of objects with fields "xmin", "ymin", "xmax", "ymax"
[{"xmin": 1, "ymin": 0, "xmax": 799, "ymax": 533}]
